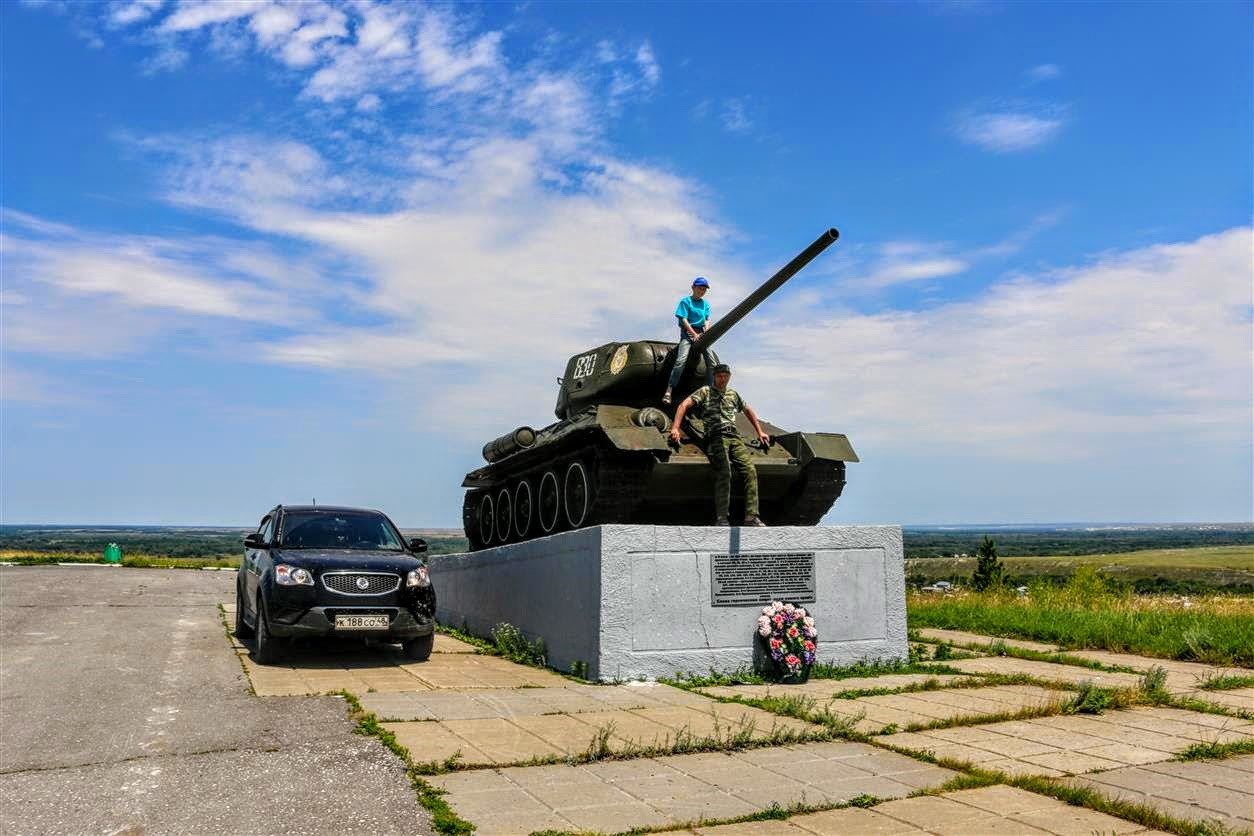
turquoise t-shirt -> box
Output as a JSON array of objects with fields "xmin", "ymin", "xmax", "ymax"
[{"xmin": 675, "ymin": 296, "xmax": 710, "ymax": 328}]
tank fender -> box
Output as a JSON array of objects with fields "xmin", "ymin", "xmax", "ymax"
[
  {"xmin": 774, "ymin": 431, "xmax": 859, "ymax": 464},
  {"xmin": 595, "ymin": 405, "xmax": 671, "ymax": 452}
]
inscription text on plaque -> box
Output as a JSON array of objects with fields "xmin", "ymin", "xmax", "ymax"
[{"xmin": 710, "ymin": 552, "xmax": 816, "ymax": 607}]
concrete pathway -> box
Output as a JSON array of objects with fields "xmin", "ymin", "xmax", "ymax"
[
  {"xmin": 382, "ymin": 697, "xmax": 817, "ymax": 767},
  {"xmin": 883, "ymin": 706, "xmax": 1254, "ymax": 778},
  {"xmin": 428, "ymin": 741, "xmax": 956, "ymax": 835},
  {"xmin": 1068, "ymin": 754, "xmax": 1254, "ymax": 833},
  {"xmin": 915, "ymin": 628, "xmax": 1061, "ymax": 654},
  {"xmin": 697, "ymin": 673, "xmax": 971, "ymax": 701},
  {"xmin": 786, "ymin": 684, "xmax": 1069, "ymax": 734},
  {"xmin": 693, "ymin": 785, "xmax": 1171, "ymax": 834},
  {"xmin": 936, "ymin": 656, "xmax": 1147, "ymax": 689}
]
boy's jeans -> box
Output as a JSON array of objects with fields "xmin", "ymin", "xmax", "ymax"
[{"xmin": 667, "ymin": 326, "xmax": 712, "ymax": 391}]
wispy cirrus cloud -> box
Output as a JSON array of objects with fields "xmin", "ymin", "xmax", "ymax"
[
  {"xmin": 954, "ymin": 104, "xmax": 1067, "ymax": 152},
  {"xmin": 1027, "ymin": 63, "xmax": 1061, "ymax": 82}
]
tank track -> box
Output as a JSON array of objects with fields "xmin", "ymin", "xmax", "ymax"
[
  {"xmin": 463, "ymin": 438, "xmax": 654, "ymax": 550},
  {"xmin": 763, "ymin": 460, "xmax": 846, "ymax": 525}
]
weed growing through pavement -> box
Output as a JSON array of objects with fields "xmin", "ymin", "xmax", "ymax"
[
  {"xmin": 1172, "ymin": 738, "xmax": 1254, "ymax": 762},
  {"xmin": 1196, "ymin": 671, "xmax": 1254, "ymax": 691},
  {"xmin": 489, "ymin": 622, "xmax": 547, "ymax": 667},
  {"xmin": 1065, "ymin": 681, "xmax": 1114, "ymax": 714},
  {"xmin": 1140, "ymin": 665, "xmax": 1169, "ymax": 696}
]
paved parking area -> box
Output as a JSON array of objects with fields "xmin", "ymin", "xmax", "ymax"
[{"xmin": 0, "ymin": 566, "xmax": 432, "ymax": 835}]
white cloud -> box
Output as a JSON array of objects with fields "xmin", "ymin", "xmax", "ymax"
[
  {"xmin": 955, "ymin": 107, "xmax": 1065, "ymax": 152},
  {"xmin": 722, "ymin": 98, "xmax": 752, "ymax": 133},
  {"xmin": 868, "ymin": 256, "xmax": 968, "ymax": 287},
  {"xmin": 109, "ymin": 0, "xmax": 164, "ymax": 27},
  {"xmin": 742, "ymin": 228, "xmax": 1253, "ymax": 459},
  {"xmin": 1027, "ymin": 63, "xmax": 1062, "ymax": 82}
]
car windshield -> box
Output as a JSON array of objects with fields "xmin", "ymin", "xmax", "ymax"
[{"xmin": 279, "ymin": 512, "xmax": 405, "ymax": 551}]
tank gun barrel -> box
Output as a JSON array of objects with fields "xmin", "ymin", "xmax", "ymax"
[{"xmin": 685, "ymin": 227, "xmax": 839, "ymax": 373}]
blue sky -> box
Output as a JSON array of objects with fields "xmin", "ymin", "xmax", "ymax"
[{"xmin": 2, "ymin": 0, "xmax": 1251, "ymax": 527}]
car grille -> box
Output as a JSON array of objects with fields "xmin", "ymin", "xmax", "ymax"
[{"xmin": 321, "ymin": 572, "xmax": 400, "ymax": 596}]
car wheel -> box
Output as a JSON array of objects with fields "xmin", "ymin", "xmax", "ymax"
[
  {"xmin": 250, "ymin": 594, "xmax": 283, "ymax": 665},
  {"xmin": 234, "ymin": 583, "xmax": 254, "ymax": 639},
  {"xmin": 402, "ymin": 633, "xmax": 434, "ymax": 662}
]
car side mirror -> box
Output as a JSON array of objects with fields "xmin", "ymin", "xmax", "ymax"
[
  {"xmin": 408, "ymin": 538, "xmax": 428, "ymax": 554},
  {"xmin": 244, "ymin": 533, "xmax": 266, "ymax": 549}
]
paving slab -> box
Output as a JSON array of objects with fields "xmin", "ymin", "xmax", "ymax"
[
  {"xmin": 698, "ymin": 673, "xmax": 971, "ymax": 701},
  {"xmin": 428, "ymin": 741, "xmax": 956, "ymax": 834},
  {"xmin": 915, "ymin": 628, "xmax": 1061, "ymax": 654},
  {"xmin": 694, "ymin": 785, "xmax": 1172, "ymax": 835},
  {"xmin": 882, "ymin": 706, "xmax": 1254, "ymax": 778},
  {"xmin": 939, "ymin": 656, "xmax": 1146, "ymax": 688},
  {"xmin": 433, "ymin": 633, "xmax": 479, "ymax": 653},
  {"xmin": 360, "ymin": 681, "xmax": 704, "ymax": 721},
  {"xmin": 383, "ymin": 701, "xmax": 817, "ymax": 767},
  {"xmin": 1180, "ymin": 687, "xmax": 1254, "ymax": 715},
  {"xmin": 1068, "ymin": 754, "xmax": 1254, "ymax": 833},
  {"xmin": 813, "ymin": 684, "xmax": 1068, "ymax": 733}
]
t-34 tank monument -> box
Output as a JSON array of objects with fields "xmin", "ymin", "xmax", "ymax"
[
  {"xmin": 432, "ymin": 228, "xmax": 906, "ymax": 681},
  {"xmin": 462, "ymin": 228, "xmax": 859, "ymax": 550}
]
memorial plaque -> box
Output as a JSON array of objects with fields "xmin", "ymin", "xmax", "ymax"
[{"xmin": 710, "ymin": 552, "xmax": 816, "ymax": 607}]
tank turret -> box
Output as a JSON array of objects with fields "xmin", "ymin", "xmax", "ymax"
[{"xmin": 462, "ymin": 228, "xmax": 858, "ymax": 550}]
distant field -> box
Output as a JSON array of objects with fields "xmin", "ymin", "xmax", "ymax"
[{"xmin": 907, "ymin": 545, "xmax": 1254, "ymax": 591}]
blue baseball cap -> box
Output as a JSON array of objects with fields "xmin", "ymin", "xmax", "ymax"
[{"xmin": 692, "ymin": 277, "xmax": 709, "ymax": 287}]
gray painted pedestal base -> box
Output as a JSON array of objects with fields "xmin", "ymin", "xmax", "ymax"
[{"xmin": 428, "ymin": 525, "xmax": 907, "ymax": 682}]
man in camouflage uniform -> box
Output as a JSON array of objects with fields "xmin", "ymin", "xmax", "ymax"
[{"xmin": 669, "ymin": 363, "xmax": 770, "ymax": 526}]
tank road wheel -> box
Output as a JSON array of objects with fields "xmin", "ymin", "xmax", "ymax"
[
  {"xmin": 495, "ymin": 487, "xmax": 513, "ymax": 544},
  {"xmin": 564, "ymin": 459, "xmax": 593, "ymax": 529},
  {"xmin": 537, "ymin": 470, "xmax": 560, "ymax": 534},
  {"xmin": 477, "ymin": 493, "xmax": 495, "ymax": 546},
  {"xmin": 513, "ymin": 480, "xmax": 533, "ymax": 540}
]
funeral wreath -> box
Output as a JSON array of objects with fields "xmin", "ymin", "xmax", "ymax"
[{"xmin": 757, "ymin": 601, "xmax": 817, "ymax": 682}]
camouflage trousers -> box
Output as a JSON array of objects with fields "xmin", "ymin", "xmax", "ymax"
[{"xmin": 705, "ymin": 433, "xmax": 759, "ymax": 519}]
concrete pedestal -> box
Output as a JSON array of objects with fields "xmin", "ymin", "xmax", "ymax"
[{"xmin": 428, "ymin": 525, "xmax": 906, "ymax": 682}]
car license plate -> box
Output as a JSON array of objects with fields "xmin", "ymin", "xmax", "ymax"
[{"xmin": 334, "ymin": 614, "xmax": 389, "ymax": 630}]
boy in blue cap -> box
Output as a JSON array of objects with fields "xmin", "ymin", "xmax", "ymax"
[{"xmin": 662, "ymin": 277, "xmax": 713, "ymax": 405}]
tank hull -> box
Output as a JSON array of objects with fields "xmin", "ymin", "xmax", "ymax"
[{"xmin": 461, "ymin": 406, "xmax": 855, "ymax": 550}]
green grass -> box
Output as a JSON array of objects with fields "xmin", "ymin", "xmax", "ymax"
[
  {"xmin": 1, "ymin": 551, "xmax": 238, "ymax": 569},
  {"xmin": 1196, "ymin": 672, "xmax": 1254, "ymax": 691},
  {"xmin": 1172, "ymin": 738, "xmax": 1254, "ymax": 762},
  {"xmin": 908, "ymin": 582, "xmax": 1254, "ymax": 666},
  {"xmin": 907, "ymin": 544, "xmax": 1254, "ymax": 590}
]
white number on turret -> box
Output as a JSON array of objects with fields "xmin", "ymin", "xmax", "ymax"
[{"xmin": 572, "ymin": 353, "xmax": 597, "ymax": 379}]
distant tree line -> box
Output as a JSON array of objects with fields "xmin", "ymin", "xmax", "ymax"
[{"xmin": 903, "ymin": 527, "xmax": 1253, "ymax": 559}]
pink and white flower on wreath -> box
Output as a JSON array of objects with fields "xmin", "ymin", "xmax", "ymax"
[{"xmin": 757, "ymin": 600, "xmax": 819, "ymax": 676}]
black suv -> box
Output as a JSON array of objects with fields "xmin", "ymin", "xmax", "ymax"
[{"xmin": 235, "ymin": 505, "xmax": 436, "ymax": 665}]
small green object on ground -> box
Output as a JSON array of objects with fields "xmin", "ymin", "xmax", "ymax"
[{"xmin": 103, "ymin": 542, "xmax": 122, "ymax": 563}]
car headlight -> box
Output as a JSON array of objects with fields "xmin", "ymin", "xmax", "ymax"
[
  {"xmin": 406, "ymin": 567, "xmax": 430, "ymax": 588},
  {"xmin": 275, "ymin": 564, "xmax": 314, "ymax": 586}
]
